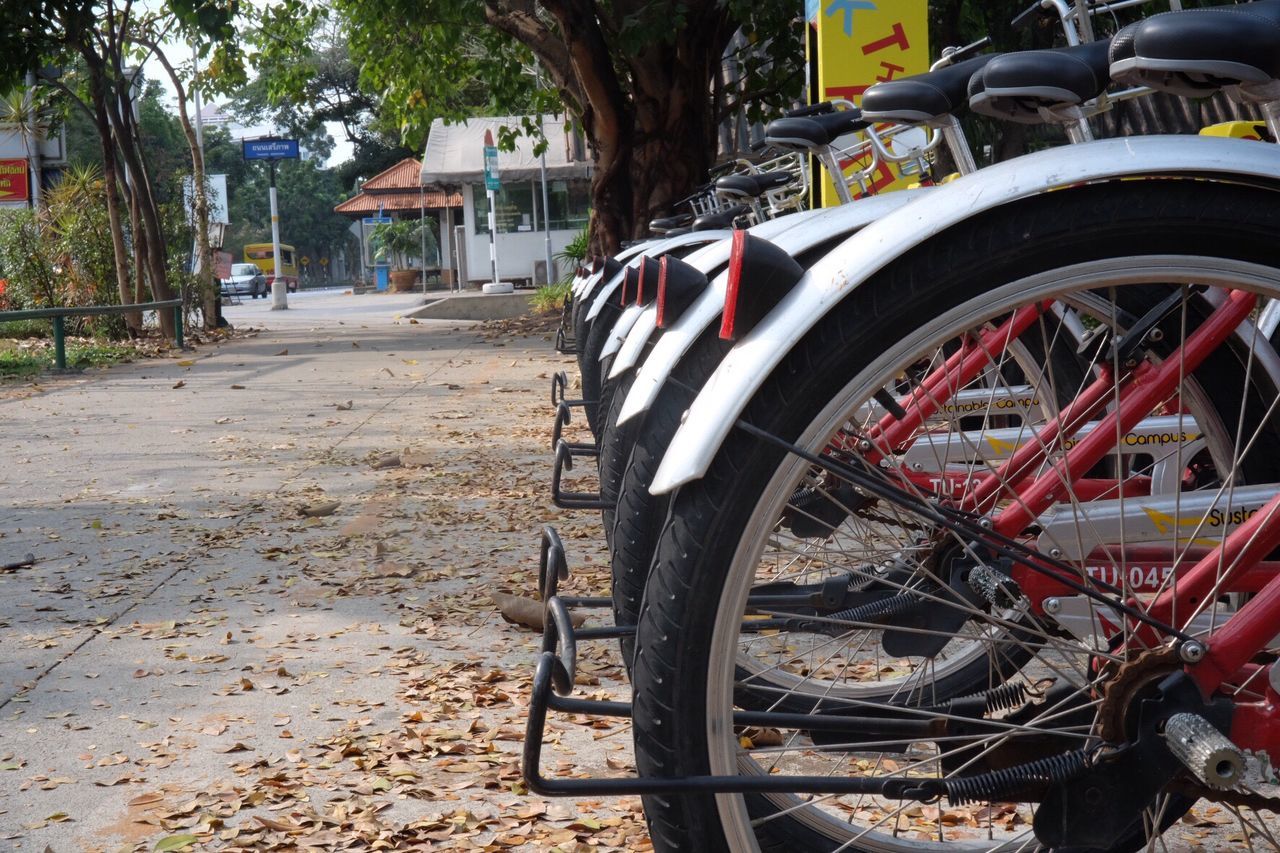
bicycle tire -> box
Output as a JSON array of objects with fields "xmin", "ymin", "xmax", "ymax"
[
  {"xmin": 632, "ymin": 179, "xmax": 1280, "ymax": 852},
  {"xmin": 578, "ymin": 303, "xmax": 623, "ymax": 436}
]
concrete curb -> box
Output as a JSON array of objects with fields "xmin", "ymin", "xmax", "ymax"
[{"xmin": 402, "ymin": 292, "xmax": 533, "ymax": 321}]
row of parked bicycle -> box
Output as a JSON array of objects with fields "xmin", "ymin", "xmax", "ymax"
[{"xmin": 525, "ymin": 2, "xmax": 1280, "ymax": 851}]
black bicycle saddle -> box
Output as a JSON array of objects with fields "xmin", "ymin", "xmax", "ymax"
[
  {"xmin": 1111, "ymin": 1, "xmax": 1280, "ymax": 97},
  {"xmin": 969, "ymin": 40, "xmax": 1112, "ymax": 123},
  {"xmin": 861, "ymin": 54, "xmax": 998, "ymax": 124}
]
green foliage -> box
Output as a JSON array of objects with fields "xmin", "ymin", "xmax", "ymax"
[
  {"xmin": 369, "ymin": 219, "xmax": 439, "ymax": 269},
  {"xmin": 555, "ymin": 227, "xmax": 589, "ymax": 266},
  {"xmin": 0, "ymin": 338, "xmax": 136, "ymax": 376},
  {"xmin": 244, "ymin": 7, "xmax": 416, "ymax": 186},
  {"xmin": 0, "ymin": 209, "xmax": 58, "ymax": 309},
  {"xmin": 0, "ymin": 166, "xmax": 129, "ymax": 338},
  {"xmin": 553, "ymin": 227, "xmax": 589, "ymax": 285},
  {"xmin": 0, "ymin": 319, "xmax": 52, "ymax": 338},
  {"xmin": 0, "ymin": 348, "xmax": 43, "ymax": 377},
  {"xmin": 316, "ymin": 1, "xmax": 556, "ymax": 150},
  {"xmin": 0, "ymin": 0, "xmax": 96, "ymax": 91},
  {"xmin": 42, "ymin": 163, "xmax": 124, "ymax": 336},
  {"xmin": 136, "ymin": 80, "xmax": 193, "ymax": 208},
  {"xmin": 529, "ymin": 280, "xmax": 571, "ymax": 315}
]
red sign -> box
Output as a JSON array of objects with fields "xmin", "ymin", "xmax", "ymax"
[{"xmin": 0, "ymin": 159, "xmax": 29, "ymax": 203}]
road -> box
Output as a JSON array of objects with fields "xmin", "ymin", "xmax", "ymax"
[{"xmin": 219, "ymin": 287, "xmax": 436, "ymax": 327}]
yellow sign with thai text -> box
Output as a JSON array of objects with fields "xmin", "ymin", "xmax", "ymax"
[{"xmin": 813, "ymin": 0, "xmax": 930, "ymax": 206}]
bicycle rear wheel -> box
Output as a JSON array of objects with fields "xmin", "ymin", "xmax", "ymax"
[{"xmin": 632, "ymin": 179, "xmax": 1280, "ymax": 852}]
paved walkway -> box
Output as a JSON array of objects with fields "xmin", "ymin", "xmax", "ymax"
[{"xmin": 0, "ymin": 297, "xmax": 640, "ymax": 850}]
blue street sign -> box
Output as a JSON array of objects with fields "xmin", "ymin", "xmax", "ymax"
[
  {"xmin": 362, "ymin": 216, "xmax": 393, "ymax": 226},
  {"xmin": 243, "ymin": 138, "xmax": 301, "ymax": 161},
  {"xmin": 483, "ymin": 145, "xmax": 500, "ymax": 191}
]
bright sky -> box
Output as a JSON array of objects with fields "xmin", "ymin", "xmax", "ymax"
[{"xmin": 142, "ymin": 31, "xmax": 356, "ymax": 168}]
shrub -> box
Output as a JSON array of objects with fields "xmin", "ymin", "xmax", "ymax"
[
  {"xmin": 529, "ymin": 280, "xmax": 572, "ymax": 314},
  {"xmin": 0, "ymin": 208, "xmax": 57, "ymax": 309},
  {"xmin": 554, "ymin": 227, "xmax": 589, "ymax": 284}
]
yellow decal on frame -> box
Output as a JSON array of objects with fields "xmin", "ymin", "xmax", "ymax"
[{"xmin": 813, "ymin": 0, "xmax": 930, "ymax": 206}]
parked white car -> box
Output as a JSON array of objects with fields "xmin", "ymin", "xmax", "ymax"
[{"xmin": 221, "ymin": 263, "xmax": 268, "ymax": 299}]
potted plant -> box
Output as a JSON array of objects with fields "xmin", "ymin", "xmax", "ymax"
[{"xmin": 369, "ymin": 220, "xmax": 439, "ymax": 292}]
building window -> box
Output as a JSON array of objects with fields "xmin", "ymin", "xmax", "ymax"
[
  {"xmin": 473, "ymin": 183, "xmax": 535, "ymax": 234},
  {"xmin": 548, "ymin": 180, "xmax": 591, "ymax": 231},
  {"xmin": 473, "ymin": 180, "xmax": 591, "ymax": 234}
]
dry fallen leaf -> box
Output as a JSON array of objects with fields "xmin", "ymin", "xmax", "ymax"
[
  {"xmin": 299, "ymin": 501, "xmax": 341, "ymax": 518},
  {"xmin": 275, "ymin": 349, "xmax": 289, "ymax": 356},
  {"xmin": 491, "ymin": 592, "xmax": 587, "ymax": 631},
  {"xmin": 172, "ymin": 380, "xmax": 185, "ymax": 389}
]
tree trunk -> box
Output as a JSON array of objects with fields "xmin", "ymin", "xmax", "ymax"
[
  {"xmin": 492, "ymin": 0, "xmax": 734, "ymax": 253},
  {"xmin": 627, "ymin": 43, "xmax": 722, "ymax": 243},
  {"xmin": 123, "ymin": 176, "xmax": 148, "ymax": 305},
  {"xmin": 106, "ymin": 82, "xmax": 175, "ymax": 338},
  {"xmin": 85, "ymin": 59, "xmax": 140, "ymax": 334},
  {"xmin": 150, "ymin": 45, "xmax": 217, "ymax": 330}
]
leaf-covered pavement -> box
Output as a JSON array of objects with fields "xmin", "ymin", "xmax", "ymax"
[{"xmin": 0, "ymin": 313, "xmax": 645, "ymax": 851}]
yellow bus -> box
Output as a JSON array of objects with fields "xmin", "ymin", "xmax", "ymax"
[{"xmin": 244, "ymin": 243, "xmax": 299, "ymax": 292}]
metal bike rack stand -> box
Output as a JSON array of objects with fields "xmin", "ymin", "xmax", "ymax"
[
  {"xmin": 551, "ymin": 371, "xmax": 592, "ymax": 409},
  {"xmin": 551, "ymin": 403, "xmax": 596, "ymax": 455},
  {"xmin": 524, "ymin": 585, "xmax": 973, "ymax": 800},
  {"xmin": 522, "ymin": 525, "xmax": 1106, "ymax": 804},
  {"xmin": 551, "ymin": 441, "xmax": 610, "ymax": 510},
  {"xmin": 554, "ymin": 325, "xmax": 578, "ymax": 355},
  {"xmin": 537, "ymin": 526, "xmax": 611, "ymax": 608}
]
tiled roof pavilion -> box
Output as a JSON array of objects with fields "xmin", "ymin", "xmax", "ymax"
[{"xmin": 334, "ymin": 158, "xmax": 462, "ymax": 217}]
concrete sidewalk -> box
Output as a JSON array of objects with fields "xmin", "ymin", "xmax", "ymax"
[{"xmin": 0, "ymin": 306, "xmax": 639, "ymax": 850}]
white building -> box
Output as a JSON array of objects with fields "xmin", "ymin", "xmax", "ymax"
[{"xmin": 419, "ymin": 115, "xmax": 592, "ymax": 287}]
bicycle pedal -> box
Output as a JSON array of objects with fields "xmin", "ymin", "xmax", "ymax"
[{"xmin": 1164, "ymin": 712, "xmax": 1245, "ymax": 790}]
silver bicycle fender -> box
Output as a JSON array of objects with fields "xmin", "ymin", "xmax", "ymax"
[
  {"xmin": 600, "ymin": 303, "xmax": 646, "ymax": 361},
  {"xmin": 613, "ymin": 305, "xmax": 660, "ymax": 377},
  {"xmin": 584, "ymin": 232, "xmax": 730, "ymax": 323},
  {"xmin": 608, "ymin": 215, "xmax": 815, "ymax": 381},
  {"xmin": 573, "ymin": 269, "xmax": 600, "ymax": 300},
  {"xmin": 572, "ymin": 242, "xmax": 648, "ymax": 298},
  {"xmin": 617, "ymin": 191, "xmax": 926, "ymax": 427},
  {"xmin": 650, "ymin": 136, "xmax": 1280, "ymax": 494}
]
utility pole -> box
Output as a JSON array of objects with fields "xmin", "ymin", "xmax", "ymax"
[
  {"xmin": 419, "ymin": 183, "xmax": 427, "ymax": 294},
  {"xmin": 242, "ymin": 138, "xmax": 300, "ymax": 310},
  {"xmin": 483, "ymin": 129, "xmax": 500, "ymax": 286},
  {"xmin": 268, "ymin": 159, "xmax": 285, "ymax": 309},
  {"xmin": 534, "ymin": 71, "xmax": 553, "ymax": 287}
]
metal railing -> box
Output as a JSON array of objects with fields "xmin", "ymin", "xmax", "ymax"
[{"xmin": 0, "ymin": 299, "xmax": 184, "ymax": 369}]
